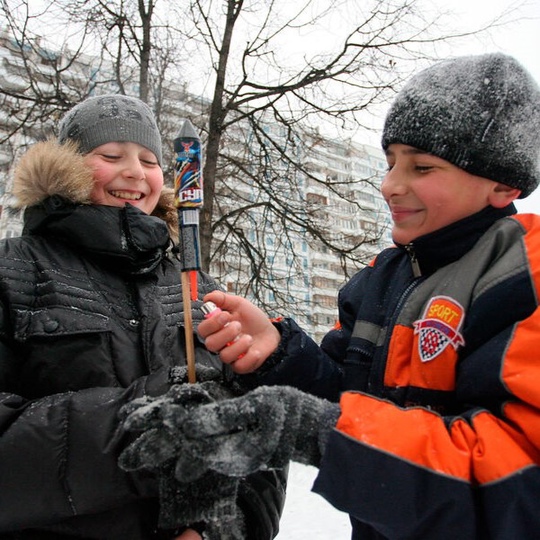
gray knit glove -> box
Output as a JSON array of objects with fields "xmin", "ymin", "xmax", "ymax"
[
  {"xmin": 119, "ymin": 372, "xmax": 246, "ymax": 539},
  {"xmin": 121, "ymin": 385, "xmax": 340, "ymax": 482},
  {"xmin": 119, "ymin": 383, "xmax": 215, "ymax": 473}
]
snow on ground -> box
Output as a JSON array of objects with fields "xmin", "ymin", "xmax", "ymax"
[{"xmin": 275, "ymin": 462, "xmax": 351, "ymax": 539}]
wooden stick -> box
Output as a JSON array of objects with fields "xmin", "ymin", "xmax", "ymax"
[{"xmin": 181, "ymin": 271, "xmax": 197, "ymax": 383}]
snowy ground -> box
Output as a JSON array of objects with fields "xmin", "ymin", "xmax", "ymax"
[{"xmin": 275, "ymin": 462, "xmax": 351, "ymax": 539}]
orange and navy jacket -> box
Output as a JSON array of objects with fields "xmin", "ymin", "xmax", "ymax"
[{"xmin": 251, "ymin": 205, "xmax": 540, "ymax": 539}]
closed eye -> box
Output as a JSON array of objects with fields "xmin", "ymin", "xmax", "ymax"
[{"xmin": 415, "ymin": 166, "xmax": 434, "ymax": 173}]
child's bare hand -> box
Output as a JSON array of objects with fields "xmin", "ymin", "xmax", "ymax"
[{"xmin": 198, "ymin": 291, "xmax": 281, "ymax": 374}]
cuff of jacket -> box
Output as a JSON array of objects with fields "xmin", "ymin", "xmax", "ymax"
[
  {"xmin": 232, "ymin": 318, "xmax": 294, "ymax": 391},
  {"xmin": 254, "ymin": 318, "xmax": 293, "ymax": 375}
]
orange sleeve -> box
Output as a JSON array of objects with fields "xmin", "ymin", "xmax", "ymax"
[{"xmin": 337, "ymin": 392, "xmax": 539, "ymax": 485}]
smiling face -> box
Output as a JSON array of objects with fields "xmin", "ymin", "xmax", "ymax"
[
  {"xmin": 84, "ymin": 141, "xmax": 164, "ymax": 215},
  {"xmin": 381, "ymin": 144, "xmax": 520, "ymax": 245}
]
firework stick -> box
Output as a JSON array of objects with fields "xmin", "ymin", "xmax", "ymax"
[
  {"xmin": 174, "ymin": 120, "xmax": 203, "ymax": 383},
  {"xmin": 181, "ymin": 271, "xmax": 197, "ymax": 384}
]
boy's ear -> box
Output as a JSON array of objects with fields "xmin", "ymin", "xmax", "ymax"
[{"xmin": 489, "ymin": 183, "xmax": 522, "ymax": 208}]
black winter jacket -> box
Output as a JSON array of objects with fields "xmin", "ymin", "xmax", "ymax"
[{"xmin": 0, "ymin": 141, "xmax": 286, "ymax": 540}]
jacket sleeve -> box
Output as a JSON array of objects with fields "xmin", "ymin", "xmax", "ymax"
[
  {"xmin": 0, "ymin": 337, "xmax": 289, "ymax": 539},
  {"xmin": 233, "ymin": 317, "xmax": 342, "ymax": 401},
  {"xmin": 236, "ymin": 267, "xmax": 371, "ymax": 402},
  {"xmin": 0, "ymin": 353, "xmax": 172, "ymax": 533},
  {"xmin": 237, "ymin": 467, "xmax": 288, "ymax": 540},
  {"xmin": 313, "ymin": 384, "xmax": 540, "ymax": 539}
]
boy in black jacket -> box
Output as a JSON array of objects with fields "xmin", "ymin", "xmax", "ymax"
[{"xmin": 0, "ymin": 95, "xmax": 285, "ymax": 540}]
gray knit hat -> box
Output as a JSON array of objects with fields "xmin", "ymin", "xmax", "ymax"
[
  {"xmin": 382, "ymin": 53, "xmax": 540, "ymax": 198},
  {"xmin": 58, "ymin": 94, "xmax": 162, "ymax": 165}
]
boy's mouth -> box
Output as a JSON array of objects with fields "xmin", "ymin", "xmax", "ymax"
[
  {"xmin": 390, "ymin": 207, "xmax": 421, "ymax": 222},
  {"xmin": 110, "ymin": 190, "xmax": 143, "ymax": 201}
]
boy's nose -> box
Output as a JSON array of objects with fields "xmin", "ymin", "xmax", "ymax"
[
  {"xmin": 381, "ymin": 167, "xmax": 407, "ymax": 198},
  {"xmin": 123, "ymin": 157, "xmax": 146, "ymax": 180}
]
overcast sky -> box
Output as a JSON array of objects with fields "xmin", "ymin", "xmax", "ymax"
[{"xmin": 429, "ymin": 0, "xmax": 539, "ymax": 79}]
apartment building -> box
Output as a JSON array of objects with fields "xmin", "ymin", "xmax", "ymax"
[
  {"xmin": 0, "ymin": 28, "xmax": 391, "ymax": 340},
  {"xmin": 298, "ymin": 135, "xmax": 390, "ymax": 341}
]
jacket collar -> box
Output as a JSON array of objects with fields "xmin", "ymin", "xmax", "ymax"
[
  {"xmin": 23, "ymin": 196, "xmax": 171, "ymax": 275},
  {"xmin": 397, "ymin": 204, "xmax": 517, "ymax": 276}
]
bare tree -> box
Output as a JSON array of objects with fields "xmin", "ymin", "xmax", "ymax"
[
  {"xmin": 0, "ymin": 0, "xmax": 185, "ymax": 155},
  {"xmin": 0, "ymin": 0, "xmax": 494, "ymax": 317},
  {"xmin": 182, "ymin": 0, "xmax": 489, "ymax": 313}
]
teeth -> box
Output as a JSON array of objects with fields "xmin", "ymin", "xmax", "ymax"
[{"xmin": 110, "ymin": 191, "xmax": 142, "ymax": 200}]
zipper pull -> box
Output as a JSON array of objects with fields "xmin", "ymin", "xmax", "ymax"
[{"xmin": 405, "ymin": 244, "xmax": 422, "ymax": 277}]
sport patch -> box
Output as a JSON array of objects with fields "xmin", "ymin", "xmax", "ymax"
[{"xmin": 413, "ymin": 296, "xmax": 465, "ymax": 363}]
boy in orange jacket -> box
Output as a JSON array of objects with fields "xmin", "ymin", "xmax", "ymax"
[{"xmin": 122, "ymin": 53, "xmax": 540, "ymax": 539}]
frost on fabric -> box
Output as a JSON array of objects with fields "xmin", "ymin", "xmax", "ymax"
[
  {"xmin": 120, "ymin": 368, "xmax": 338, "ymax": 540},
  {"xmin": 382, "ymin": 53, "xmax": 540, "ymax": 197},
  {"xmin": 118, "ymin": 366, "xmax": 248, "ymax": 539}
]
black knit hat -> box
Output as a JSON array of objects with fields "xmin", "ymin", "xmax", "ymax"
[
  {"xmin": 58, "ymin": 94, "xmax": 162, "ymax": 165},
  {"xmin": 382, "ymin": 53, "xmax": 540, "ymax": 198}
]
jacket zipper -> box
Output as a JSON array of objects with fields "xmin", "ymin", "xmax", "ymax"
[
  {"xmin": 368, "ymin": 246, "xmax": 422, "ymax": 395},
  {"xmin": 404, "ymin": 243, "xmax": 422, "ymax": 277}
]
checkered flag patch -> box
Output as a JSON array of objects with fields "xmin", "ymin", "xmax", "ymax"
[
  {"xmin": 418, "ymin": 327, "xmax": 448, "ymax": 362},
  {"xmin": 413, "ymin": 296, "xmax": 465, "ymax": 363}
]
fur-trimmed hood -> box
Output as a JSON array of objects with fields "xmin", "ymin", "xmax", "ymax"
[{"xmin": 12, "ymin": 139, "xmax": 179, "ymax": 241}]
